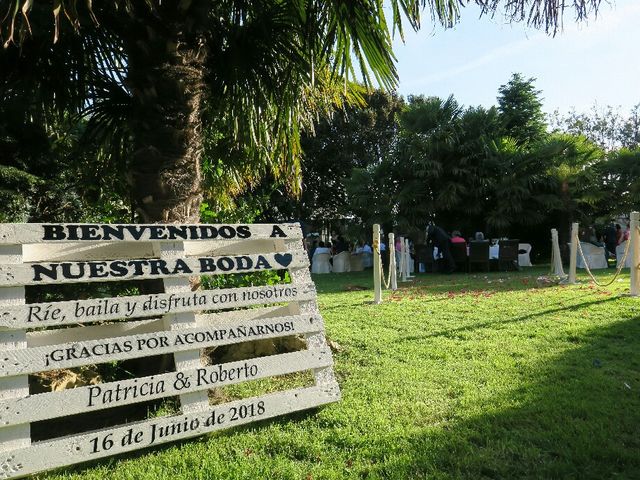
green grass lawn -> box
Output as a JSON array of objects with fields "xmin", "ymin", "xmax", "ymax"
[{"xmin": 43, "ymin": 267, "xmax": 640, "ymax": 479}]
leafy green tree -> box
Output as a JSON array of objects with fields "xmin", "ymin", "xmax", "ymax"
[
  {"xmin": 453, "ymin": 105, "xmax": 503, "ymax": 229},
  {"xmin": 595, "ymin": 148, "xmax": 640, "ymax": 218},
  {"xmin": 551, "ymin": 103, "xmax": 640, "ymax": 150},
  {"xmin": 0, "ymin": 96, "xmax": 130, "ymax": 223},
  {"xmin": 619, "ymin": 104, "xmax": 640, "ymax": 149},
  {"xmin": 1, "ymin": 0, "xmax": 603, "ymax": 223},
  {"xmin": 347, "ymin": 158, "xmax": 398, "ymax": 236},
  {"xmin": 548, "ymin": 103, "xmax": 640, "ymax": 222},
  {"xmin": 347, "ymin": 86, "xmax": 606, "ymax": 243},
  {"xmin": 392, "ymin": 95, "xmax": 463, "ymax": 232},
  {"xmin": 486, "ymin": 133, "xmax": 603, "ymax": 238},
  {"xmin": 0, "ymin": 1, "xmax": 438, "ymax": 222},
  {"xmin": 346, "ymin": 96, "xmax": 501, "ymax": 237},
  {"xmin": 200, "ymin": 89, "xmax": 404, "ymax": 231},
  {"xmin": 497, "ymin": 73, "xmax": 547, "ymax": 146},
  {"xmin": 297, "ymin": 90, "xmax": 403, "ymax": 224}
]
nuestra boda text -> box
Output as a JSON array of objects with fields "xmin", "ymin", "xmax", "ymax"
[{"xmin": 30, "ymin": 254, "xmax": 293, "ymax": 282}]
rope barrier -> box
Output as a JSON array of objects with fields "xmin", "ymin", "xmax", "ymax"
[
  {"xmin": 379, "ymin": 248, "xmax": 392, "ymax": 289},
  {"xmin": 575, "ymin": 234, "xmax": 631, "ymax": 287},
  {"xmin": 373, "ymin": 244, "xmax": 392, "ymax": 290}
]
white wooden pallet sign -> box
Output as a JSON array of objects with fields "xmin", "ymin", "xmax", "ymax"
[{"xmin": 0, "ymin": 223, "xmax": 340, "ymax": 478}]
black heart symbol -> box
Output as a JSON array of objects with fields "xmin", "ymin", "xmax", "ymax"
[{"xmin": 274, "ymin": 253, "xmax": 293, "ymax": 268}]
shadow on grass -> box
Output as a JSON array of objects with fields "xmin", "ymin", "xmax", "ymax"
[
  {"xmin": 399, "ymin": 295, "xmax": 623, "ymax": 343},
  {"xmin": 379, "ymin": 316, "xmax": 640, "ymax": 479}
]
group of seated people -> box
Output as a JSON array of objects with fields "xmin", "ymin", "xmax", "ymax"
[
  {"xmin": 307, "ymin": 220, "xmax": 635, "ymax": 276},
  {"xmin": 577, "ymin": 221, "xmax": 632, "ymax": 269},
  {"xmin": 580, "ymin": 223, "xmax": 630, "ymax": 253},
  {"xmin": 307, "ymin": 234, "xmax": 374, "ymax": 273},
  {"xmin": 308, "ymin": 236, "xmax": 373, "ymax": 258},
  {"xmin": 426, "ymin": 224, "xmax": 529, "ymax": 274},
  {"xmin": 307, "ymin": 225, "xmax": 535, "ymax": 275}
]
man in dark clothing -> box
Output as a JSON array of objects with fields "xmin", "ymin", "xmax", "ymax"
[
  {"xmin": 602, "ymin": 222, "xmax": 618, "ymax": 259},
  {"xmin": 427, "ymin": 224, "xmax": 455, "ymax": 273},
  {"xmin": 334, "ymin": 235, "xmax": 348, "ymax": 254}
]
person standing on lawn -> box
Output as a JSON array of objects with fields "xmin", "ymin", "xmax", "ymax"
[
  {"xmin": 623, "ymin": 222, "xmax": 631, "ymax": 243},
  {"xmin": 615, "ymin": 224, "xmax": 623, "ymax": 245},
  {"xmin": 603, "ymin": 222, "xmax": 618, "ymax": 259},
  {"xmin": 427, "ymin": 224, "xmax": 455, "ymax": 274}
]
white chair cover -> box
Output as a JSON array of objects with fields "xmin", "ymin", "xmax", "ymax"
[
  {"xmin": 311, "ymin": 253, "xmax": 332, "ymax": 274},
  {"xmin": 518, "ymin": 243, "xmax": 533, "ymax": 267},
  {"xmin": 616, "ymin": 241, "xmax": 632, "ymax": 268},
  {"xmin": 407, "ymin": 254, "xmax": 415, "ymax": 273},
  {"xmin": 332, "ymin": 251, "xmax": 351, "ymax": 273},
  {"xmin": 576, "ymin": 242, "xmax": 608, "ymax": 269},
  {"xmin": 395, "ymin": 251, "xmax": 402, "ymax": 272},
  {"xmin": 350, "ymin": 254, "xmax": 364, "ymax": 272},
  {"xmin": 361, "ymin": 252, "xmax": 373, "ymax": 268}
]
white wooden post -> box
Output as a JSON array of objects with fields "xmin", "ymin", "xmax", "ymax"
[
  {"xmin": 568, "ymin": 222, "xmax": 579, "ymax": 284},
  {"xmin": 399, "ymin": 237, "xmax": 408, "ymax": 282},
  {"xmin": 373, "ymin": 224, "xmax": 382, "ymax": 304},
  {"xmin": 405, "ymin": 239, "xmax": 414, "ymax": 279},
  {"xmin": 389, "ymin": 233, "xmax": 397, "ymax": 291},
  {"xmin": 551, "ymin": 228, "xmax": 566, "ymax": 278},
  {"xmin": 395, "ymin": 236, "xmax": 401, "ymax": 278},
  {"xmin": 631, "ymin": 212, "xmax": 640, "ymax": 296}
]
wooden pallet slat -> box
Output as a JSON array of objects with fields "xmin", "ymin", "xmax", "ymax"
[
  {"xmin": 0, "ymin": 314, "xmax": 323, "ymax": 377},
  {"xmin": 0, "ymin": 348, "xmax": 333, "ymax": 427},
  {"xmin": 0, "ymin": 282, "xmax": 316, "ymax": 329},
  {"xmin": 0, "ymin": 385, "xmax": 339, "ymax": 478},
  {"xmin": 0, "ymin": 251, "xmax": 306, "ymax": 286},
  {"xmin": 284, "ymin": 240, "xmax": 341, "ymax": 398},
  {"xmin": 0, "ymin": 223, "xmax": 301, "ymax": 245}
]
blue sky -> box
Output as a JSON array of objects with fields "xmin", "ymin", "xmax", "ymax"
[{"xmin": 391, "ymin": 0, "xmax": 640, "ymax": 115}]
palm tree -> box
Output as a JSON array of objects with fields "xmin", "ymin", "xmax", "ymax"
[{"xmin": 1, "ymin": 0, "xmax": 602, "ymax": 223}]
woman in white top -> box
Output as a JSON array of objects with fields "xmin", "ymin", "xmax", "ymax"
[{"xmin": 312, "ymin": 241, "xmax": 332, "ymax": 257}]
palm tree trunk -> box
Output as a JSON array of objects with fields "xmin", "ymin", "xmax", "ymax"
[{"xmin": 126, "ymin": 24, "xmax": 207, "ymax": 223}]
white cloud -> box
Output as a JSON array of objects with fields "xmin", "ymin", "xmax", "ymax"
[{"xmin": 402, "ymin": 33, "xmax": 545, "ymax": 87}]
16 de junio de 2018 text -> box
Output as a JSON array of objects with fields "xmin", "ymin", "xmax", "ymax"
[{"xmin": 88, "ymin": 399, "xmax": 266, "ymax": 454}]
